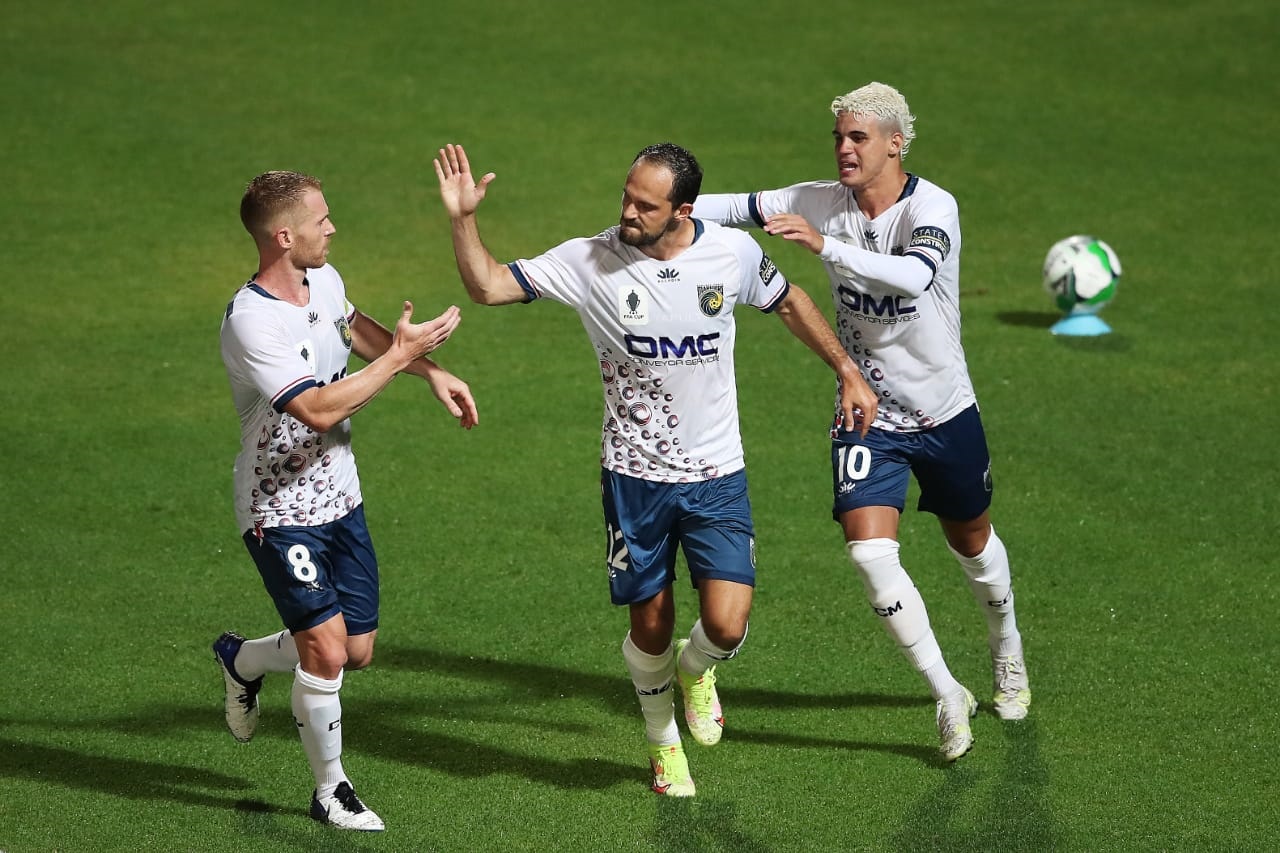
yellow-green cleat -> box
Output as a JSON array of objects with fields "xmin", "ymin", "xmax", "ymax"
[
  {"xmin": 674, "ymin": 638, "xmax": 724, "ymax": 746},
  {"xmin": 648, "ymin": 741, "xmax": 696, "ymax": 797},
  {"xmin": 992, "ymin": 653, "xmax": 1031, "ymax": 720}
]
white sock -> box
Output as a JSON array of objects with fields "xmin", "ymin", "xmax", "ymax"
[
  {"xmin": 621, "ymin": 633, "xmax": 680, "ymax": 745},
  {"xmin": 292, "ymin": 666, "xmax": 347, "ymax": 799},
  {"xmin": 949, "ymin": 527, "xmax": 1022, "ymax": 658},
  {"xmin": 678, "ymin": 619, "xmax": 744, "ymax": 676},
  {"xmin": 848, "ymin": 538, "xmax": 963, "ymax": 700},
  {"xmin": 234, "ymin": 630, "xmax": 300, "ymax": 681}
]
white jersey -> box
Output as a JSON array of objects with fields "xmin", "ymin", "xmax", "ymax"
[
  {"xmin": 509, "ymin": 220, "xmax": 790, "ymax": 483},
  {"xmin": 220, "ymin": 264, "xmax": 362, "ymax": 534},
  {"xmin": 700, "ymin": 177, "xmax": 975, "ymax": 432}
]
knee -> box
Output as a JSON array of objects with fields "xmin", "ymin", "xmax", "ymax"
[
  {"xmin": 297, "ymin": 639, "xmax": 349, "ymax": 680},
  {"xmin": 847, "ymin": 538, "xmax": 907, "ymax": 598},
  {"xmin": 346, "ymin": 648, "xmax": 373, "ymax": 671},
  {"xmin": 699, "ymin": 619, "xmax": 746, "ymax": 651}
]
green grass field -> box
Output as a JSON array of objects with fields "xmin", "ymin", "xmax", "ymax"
[{"xmin": 2, "ymin": 1, "xmax": 1277, "ymax": 850}]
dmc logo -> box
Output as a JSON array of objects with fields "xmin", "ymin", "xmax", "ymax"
[
  {"xmin": 625, "ymin": 333, "xmax": 720, "ymax": 359},
  {"xmin": 872, "ymin": 600, "xmax": 904, "ymax": 617},
  {"xmin": 837, "ymin": 285, "xmax": 918, "ymax": 317},
  {"xmin": 657, "ymin": 267, "xmax": 679, "ymax": 280}
]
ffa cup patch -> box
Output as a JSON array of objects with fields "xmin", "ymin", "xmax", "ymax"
[
  {"xmin": 619, "ymin": 286, "xmax": 650, "ymax": 326},
  {"xmin": 698, "ymin": 285, "xmax": 725, "ymax": 317},
  {"xmin": 334, "ymin": 315, "xmax": 353, "ymax": 349}
]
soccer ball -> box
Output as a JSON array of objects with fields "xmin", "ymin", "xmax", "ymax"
[{"xmin": 1042, "ymin": 235, "xmax": 1121, "ymax": 314}]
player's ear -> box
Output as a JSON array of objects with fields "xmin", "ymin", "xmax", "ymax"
[
  {"xmin": 275, "ymin": 226, "xmax": 293, "ymax": 250},
  {"xmin": 673, "ymin": 201, "xmax": 694, "ymax": 221},
  {"xmin": 888, "ymin": 132, "xmax": 904, "ymax": 159}
]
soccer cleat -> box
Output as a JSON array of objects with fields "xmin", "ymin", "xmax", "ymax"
[
  {"xmin": 648, "ymin": 742, "xmax": 696, "ymax": 797},
  {"xmin": 310, "ymin": 781, "xmax": 385, "ymax": 831},
  {"xmin": 673, "ymin": 639, "xmax": 724, "ymax": 746},
  {"xmin": 992, "ymin": 653, "xmax": 1032, "ymax": 720},
  {"xmin": 212, "ymin": 631, "xmax": 263, "ymax": 743},
  {"xmin": 936, "ymin": 686, "xmax": 978, "ymax": 761}
]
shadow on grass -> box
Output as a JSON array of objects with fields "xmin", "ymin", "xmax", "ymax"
[
  {"xmin": 0, "ymin": 736, "xmax": 290, "ymax": 817},
  {"xmin": 380, "ymin": 644, "xmax": 924, "ymax": 714},
  {"xmin": 889, "ymin": 717, "xmax": 1056, "ymax": 850},
  {"xmin": 350, "ymin": 698, "xmax": 639, "ymax": 791},
  {"xmin": 0, "ymin": 642, "xmax": 938, "ymax": 806},
  {"xmin": 653, "ymin": 797, "xmax": 773, "ymax": 853}
]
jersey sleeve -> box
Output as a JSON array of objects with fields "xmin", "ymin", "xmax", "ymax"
[
  {"xmin": 506, "ymin": 235, "xmax": 596, "ymax": 309},
  {"xmin": 818, "ymin": 188, "xmax": 958, "ymax": 298},
  {"xmin": 222, "ymin": 304, "xmax": 318, "ymax": 412},
  {"xmin": 695, "ymin": 184, "xmax": 816, "ymax": 229},
  {"xmin": 730, "ymin": 231, "xmax": 791, "ymax": 313},
  {"xmin": 817, "ymin": 238, "xmax": 935, "ymax": 298}
]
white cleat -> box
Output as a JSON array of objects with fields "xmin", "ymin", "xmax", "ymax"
[
  {"xmin": 936, "ymin": 687, "xmax": 978, "ymax": 761},
  {"xmin": 212, "ymin": 631, "xmax": 262, "ymax": 743},
  {"xmin": 310, "ymin": 781, "xmax": 385, "ymax": 831},
  {"xmin": 992, "ymin": 653, "xmax": 1032, "ymax": 720}
]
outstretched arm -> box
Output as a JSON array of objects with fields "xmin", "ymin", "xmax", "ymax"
[
  {"xmin": 349, "ymin": 309, "xmax": 478, "ymax": 429},
  {"xmin": 765, "ymin": 214, "xmax": 933, "ymax": 298},
  {"xmin": 773, "ymin": 286, "xmax": 877, "ymax": 437},
  {"xmin": 283, "ymin": 302, "xmax": 463, "ymax": 433},
  {"xmin": 692, "ymin": 193, "xmax": 759, "ymax": 227},
  {"xmin": 434, "ymin": 143, "xmax": 528, "ymax": 306}
]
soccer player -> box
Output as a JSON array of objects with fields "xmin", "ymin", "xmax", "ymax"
[
  {"xmin": 434, "ymin": 142, "xmax": 877, "ymax": 796},
  {"xmin": 694, "ymin": 82, "xmax": 1031, "ymax": 761},
  {"xmin": 215, "ymin": 170, "xmax": 478, "ymax": 830}
]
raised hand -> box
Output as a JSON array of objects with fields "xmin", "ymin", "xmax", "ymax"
[
  {"xmin": 434, "ymin": 143, "xmax": 496, "ymax": 219},
  {"xmin": 393, "ymin": 301, "xmax": 462, "ymax": 363}
]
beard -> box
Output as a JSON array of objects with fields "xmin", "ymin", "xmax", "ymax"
[{"xmin": 618, "ymin": 214, "xmax": 677, "ymax": 248}]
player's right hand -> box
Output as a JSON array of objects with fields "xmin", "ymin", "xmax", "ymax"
[
  {"xmin": 435, "ymin": 143, "xmax": 496, "ymax": 219},
  {"xmin": 395, "ymin": 301, "xmax": 461, "ymax": 360}
]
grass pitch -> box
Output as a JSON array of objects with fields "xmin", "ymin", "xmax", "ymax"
[{"xmin": 2, "ymin": 1, "xmax": 1277, "ymax": 850}]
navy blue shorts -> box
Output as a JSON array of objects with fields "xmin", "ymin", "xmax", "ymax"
[
  {"xmin": 242, "ymin": 504, "xmax": 380, "ymax": 635},
  {"xmin": 831, "ymin": 404, "xmax": 993, "ymax": 522},
  {"xmin": 601, "ymin": 468, "xmax": 756, "ymax": 606}
]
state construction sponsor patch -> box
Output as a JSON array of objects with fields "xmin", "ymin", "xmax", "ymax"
[
  {"xmin": 758, "ymin": 255, "xmax": 778, "ymax": 284},
  {"xmin": 909, "ymin": 226, "xmax": 951, "ymax": 258}
]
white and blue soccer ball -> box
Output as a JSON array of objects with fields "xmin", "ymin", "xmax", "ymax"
[{"xmin": 1042, "ymin": 235, "xmax": 1121, "ymax": 315}]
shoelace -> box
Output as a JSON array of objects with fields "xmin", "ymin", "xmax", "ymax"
[
  {"xmin": 687, "ymin": 669, "xmax": 717, "ymax": 711},
  {"xmin": 994, "ymin": 656, "xmax": 1025, "ymax": 694}
]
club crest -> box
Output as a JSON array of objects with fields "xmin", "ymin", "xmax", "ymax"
[
  {"xmin": 698, "ymin": 285, "xmax": 725, "ymax": 317},
  {"xmin": 334, "ymin": 315, "xmax": 353, "ymax": 349}
]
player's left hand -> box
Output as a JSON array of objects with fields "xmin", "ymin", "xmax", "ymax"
[
  {"xmin": 764, "ymin": 214, "xmax": 824, "ymax": 254},
  {"xmin": 427, "ymin": 370, "xmax": 479, "ymax": 429},
  {"xmin": 836, "ymin": 367, "xmax": 878, "ymax": 438}
]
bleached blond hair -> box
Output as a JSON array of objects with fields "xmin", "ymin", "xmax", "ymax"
[{"xmin": 830, "ymin": 82, "xmax": 916, "ymax": 161}]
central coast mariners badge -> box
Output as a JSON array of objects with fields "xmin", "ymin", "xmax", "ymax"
[
  {"xmin": 334, "ymin": 315, "xmax": 353, "ymax": 349},
  {"xmin": 698, "ymin": 284, "xmax": 725, "ymax": 317},
  {"xmin": 619, "ymin": 286, "xmax": 650, "ymax": 326}
]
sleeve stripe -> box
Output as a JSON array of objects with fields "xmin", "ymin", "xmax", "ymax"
[
  {"xmin": 747, "ymin": 193, "xmax": 767, "ymax": 228},
  {"xmin": 272, "ymin": 377, "xmax": 318, "ymax": 412},
  {"xmin": 758, "ymin": 280, "xmax": 791, "ymax": 314},
  {"xmin": 507, "ymin": 262, "xmax": 539, "ymax": 301},
  {"xmin": 904, "ymin": 249, "xmax": 939, "ymax": 276}
]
